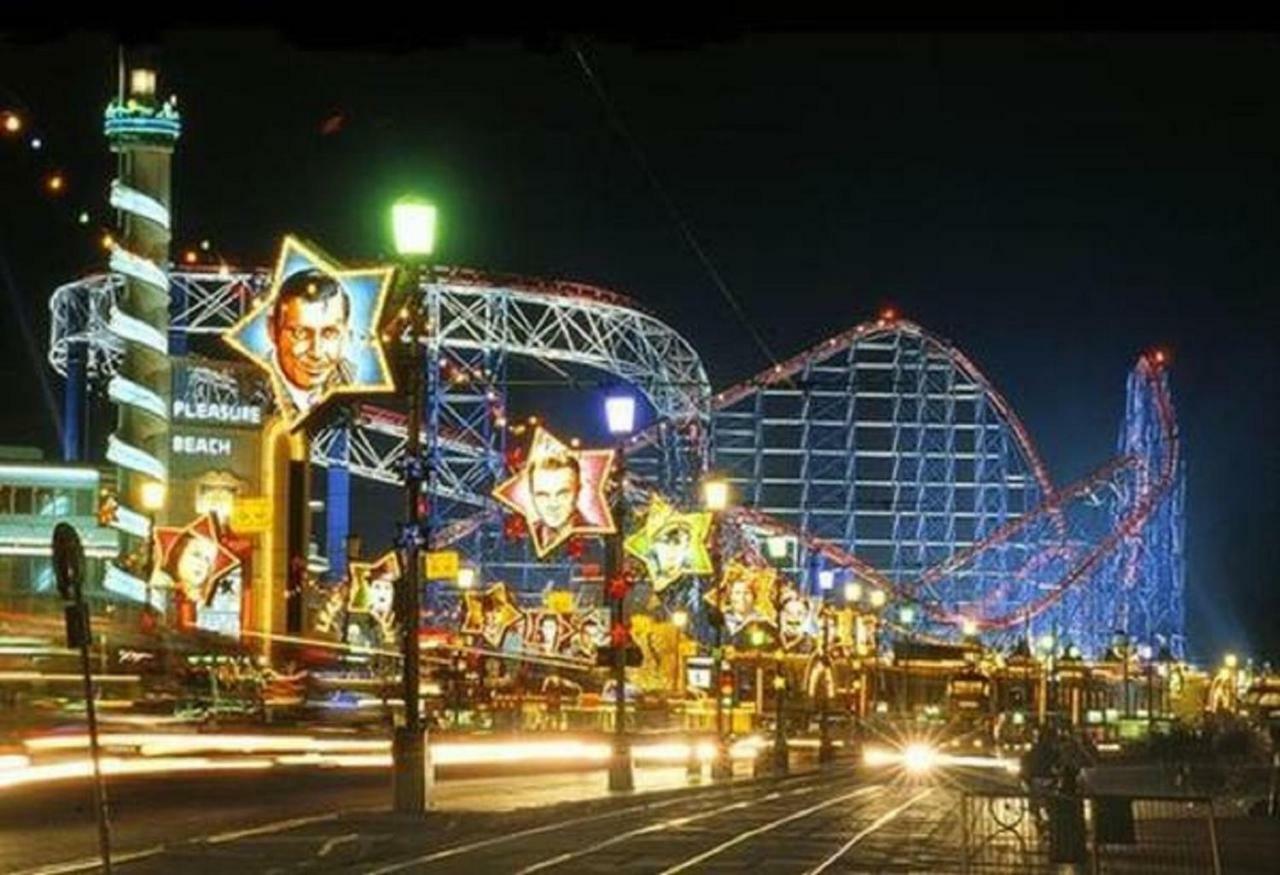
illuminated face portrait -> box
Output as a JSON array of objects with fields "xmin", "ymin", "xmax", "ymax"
[
  {"xmin": 462, "ymin": 584, "xmax": 523, "ymax": 649},
  {"xmin": 529, "ymin": 456, "xmax": 580, "ymax": 531},
  {"xmin": 268, "ymin": 270, "xmax": 351, "ymax": 394},
  {"xmin": 492, "ymin": 427, "xmax": 616, "ymax": 558},
  {"xmin": 653, "ymin": 522, "xmax": 692, "ymax": 576},
  {"xmin": 152, "ymin": 512, "xmax": 241, "ymax": 607},
  {"xmin": 705, "ymin": 562, "xmax": 777, "ymax": 636},
  {"xmin": 625, "ymin": 497, "xmax": 712, "ymax": 591},
  {"xmin": 729, "ymin": 577, "xmax": 754, "ymax": 617},
  {"xmin": 171, "ymin": 534, "xmax": 218, "ymax": 596},
  {"xmin": 224, "ymin": 236, "xmax": 395, "ymax": 429},
  {"xmin": 781, "ymin": 594, "xmax": 812, "ymax": 640},
  {"xmin": 368, "ymin": 574, "xmax": 396, "ymax": 618}
]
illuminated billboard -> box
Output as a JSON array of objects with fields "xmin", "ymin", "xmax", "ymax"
[
  {"xmin": 624, "ymin": 497, "xmax": 712, "ymax": 592},
  {"xmin": 492, "ymin": 427, "xmax": 617, "ymax": 558},
  {"xmin": 461, "ymin": 583, "xmax": 524, "ymax": 649},
  {"xmin": 345, "ymin": 551, "xmax": 400, "ymax": 650},
  {"xmin": 223, "ymin": 236, "xmax": 395, "ymax": 429},
  {"xmin": 150, "ymin": 512, "xmax": 242, "ymax": 608},
  {"xmin": 704, "ymin": 561, "xmax": 778, "ymax": 637}
]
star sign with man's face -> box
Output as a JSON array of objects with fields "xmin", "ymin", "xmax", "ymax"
[
  {"xmin": 223, "ymin": 236, "xmax": 395, "ymax": 429},
  {"xmin": 491, "ymin": 427, "xmax": 616, "ymax": 558},
  {"xmin": 624, "ymin": 497, "xmax": 712, "ymax": 592}
]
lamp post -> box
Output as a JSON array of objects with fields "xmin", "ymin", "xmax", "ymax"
[
  {"xmin": 605, "ymin": 390, "xmax": 636, "ymax": 792},
  {"xmin": 702, "ymin": 477, "xmax": 733, "ymax": 780},
  {"xmin": 390, "ymin": 195, "xmax": 437, "ymax": 815},
  {"xmin": 764, "ymin": 534, "xmax": 791, "ymax": 775},
  {"xmin": 817, "ymin": 600, "xmax": 835, "ymax": 764}
]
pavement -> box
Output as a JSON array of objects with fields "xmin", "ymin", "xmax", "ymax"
[
  {"xmin": 5, "ymin": 756, "xmax": 1279, "ymax": 874},
  {"xmin": 0, "ymin": 757, "xmax": 767, "ymax": 874}
]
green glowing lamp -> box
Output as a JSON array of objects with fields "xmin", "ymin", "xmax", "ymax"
[{"xmin": 391, "ymin": 197, "xmax": 437, "ymax": 257}]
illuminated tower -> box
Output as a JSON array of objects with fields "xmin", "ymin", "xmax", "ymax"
[{"xmin": 102, "ymin": 65, "xmax": 181, "ymax": 550}]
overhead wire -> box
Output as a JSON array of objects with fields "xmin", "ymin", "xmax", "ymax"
[{"xmin": 566, "ymin": 37, "xmax": 781, "ymax": 372}]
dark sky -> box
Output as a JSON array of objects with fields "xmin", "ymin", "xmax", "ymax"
[{"xmin": 1, "ymin": 30, "xmax": 1276, "ymax": 660}]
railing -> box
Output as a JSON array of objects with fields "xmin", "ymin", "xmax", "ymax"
[{"xmin": 959, "ymin": 788, "xmax": 1223, "ymax": 874}]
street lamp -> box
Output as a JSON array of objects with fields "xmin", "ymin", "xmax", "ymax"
[
  {"xmin": 817, "ymin": 601, "xmax": 835, "ymax": 764},
  {"xmin": 605, "ymin": 389, "xmax": 635, "ymax": 792},
  {"xmin": 456, "ymin": 567, "xmax": 476, "ymax": 590},
  {"xmin": 702, "ymin": 476, "xmax": 733, "ymax": 781},
  {"xmin": 390, "ymin": 194, "xmax": 436, "ymax": 815},
  {"xmin": 763, "ymin": 534, "xmax": 792, "ymax": 776}
]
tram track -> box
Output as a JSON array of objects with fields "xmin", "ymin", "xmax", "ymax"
[
  {"xmin": 363, "ymin": 770, "xmax": 853, "ymax": 874},
  {"xmin": 360, "ymin": 774, "xmax": 953, "ymax": 874}
]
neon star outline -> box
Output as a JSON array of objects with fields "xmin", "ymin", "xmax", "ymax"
[
  {"xmin": 704, "ymin": 560, "xmax": 779, "ymax": 634},
  {"xmin": 347, "ymin": 550, "xmax": 400, "ymax": 616},
  {"xmin": 461, "ymin": 583, "xmax": 524, "ymax": 648},
  {"xmin": 623, "ymin": 496, "xmax": 712, "ymax": 592},
  {"xmin": 491, "ymin": 426, "xmax": 617, "ymax": 558},
  {"xmin": 152, "ymin": 512, "xmax": 241, "ymax": 606},
  {"xmin": 222, "ymin": 235, "xmax": 396, "ymax": 430}
]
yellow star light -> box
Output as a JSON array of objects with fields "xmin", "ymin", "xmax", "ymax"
[
  {"xmin": 703, "ymin": 560, "xmax": 779, "ymax": 635},
  {"xmin": 461, "ymin": 583, "xmax": 523, "ymax": 648},
  {"xmin": 624, "ymin": 496, "xmax": 712, "ymax": 591}
]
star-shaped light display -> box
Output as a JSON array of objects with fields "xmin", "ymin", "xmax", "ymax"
[
  {"xmin": 151, "ymin": 512, "xmax": 241, "ymax": 606},
  {"xmin": 777, "ymin": 585, "xmax": 817, "ymax": 651},
  {"xmin": 460, "ymin": 583, "xmax": 524, "ymax": 648},
  {"xmin": 223, "ymin": 235, "xmax": 395, "ymax": 429},
  {"xmin": 491, "ymin": 427, "xmax": 616, "ymax": 558},
  {"xmin": 525, "ymin": 610, "xmax": 573, "ymax": 655},
  {"xmin": 703, "ymin": 560, "xmax": 778, "ymax": 636},
  {"xmin": 624, "ymin": 496, "xmax": 712, "ymax": 592},
  {"xmin": 347, "ymin": 550, "xmax": 400, "ymax": 618}
]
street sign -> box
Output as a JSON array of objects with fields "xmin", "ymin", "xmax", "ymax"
[
  {"xmin": 595, "ymin": 644, "xmax": 643, "ymax": 667},
  {"xmin": 231, "ymin": 496, "xmax": 272, "ymax": 533},
  {"xmin": 424, "ymin": 550, "xmax": 460, "ymax": 580},
  {"xmin": 52, "ymin": 522, "xmax": 85, "ymax": 601}
]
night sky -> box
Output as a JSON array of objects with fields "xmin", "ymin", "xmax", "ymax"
[{"xmin": 1, "ymin": 30, "xmax": 1276, "ymax": 660}]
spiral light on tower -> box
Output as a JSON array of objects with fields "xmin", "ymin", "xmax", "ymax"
[{"xmin": 101, "ymin": 67, "xmax": 180, "ymax": 568}]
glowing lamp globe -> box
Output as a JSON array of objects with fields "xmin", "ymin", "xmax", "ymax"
[
  {"xmin": 765, "ymin": 534, "xmax": 792, "ymax": 561},
  {"xmin": 702, "ymin": 478, "xmax": 729, "ymax": 512},
  {"xmin": 139, "ymin": 480, "xmax": 167, "ymax": 512},
  {"xmin": 391, "ymin": 197, "xmax": 437, "ymax": 257},
  {"xmin": 671, "ymin": 609, "xmax": 689, "ymax": 629},
  {"xmin": 456, "ymin": 567, "xmax": 476, "ymax": 590},
  {"xmin": 869, "ymin": 589, "xmax": 886, "ymax": 609},
  {"xmin": 817, "ymin": 569, "xmax": 835, "ymax": 591},
  {"xmin": 604, "ymin": 393, "xmax": 636, "ymax": 436},
  {"xmin": 844, "ymin": 581, "xmax": 862, "ymax": 602}
]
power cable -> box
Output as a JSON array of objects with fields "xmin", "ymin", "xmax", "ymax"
[{"xmin": 567, "ymin": 37, "xmax": 780, "ymax": 370}]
